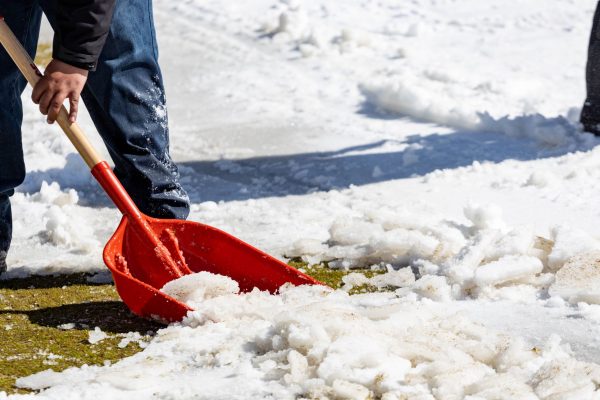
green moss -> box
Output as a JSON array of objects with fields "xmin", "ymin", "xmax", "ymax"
[
  {"xmin": 289, "ymin": 259, "xmax": 385, "ymax": 294},
  {"xmin": 34, "ymin": 42, "xmax": 52, "ymax": 67},
  {"xmin": 0, "ymin": 274, "xmax": 160, "ymax": 394},
  {"xmin": 0, "ymin": 261, "xmax": 387, "ymax": 394}
]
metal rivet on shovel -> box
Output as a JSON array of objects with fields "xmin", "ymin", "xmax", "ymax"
[{"xmin": 0, "ymin": 17, "xmax": 322, "ymax": 323}]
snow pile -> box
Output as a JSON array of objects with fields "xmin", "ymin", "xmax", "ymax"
[
  {"xmin": 26, "ymin": 181, "xmax": 90, "ymax": 249},
  {"xmin": 15, "ymin": 283, "xmax": 600, "ymax": 399},
  {"xmin": 1, "ymin": 181, "xmax": 108, "ymax": 279},
  {"xmin": 361, "ymin": 76, "xmax": 596, "ymax": 152},
  {"xmin": 289, "ymin": 202, "xmax": 600, "ymax": 304},
  {"xmin": 360, "ymin": 70, "xmax": 485, "ymax": 130},
  {"xmin": 479, "ymin": 113, "xmax": 597, "ymax": 152},
  {"xmin": 287, "ymin": 205, "xmax": 465, "ymax": 268},
  {"xmin": 287, "ymin": 202, "xmax": 496, "ymax": 269},
  {"xmin": 33, "ymin": 183, "xmax": 99, "ymax": 253}
]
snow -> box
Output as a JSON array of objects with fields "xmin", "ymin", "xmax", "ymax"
[
  {"xmin": 474, "ymin": 255, "xmax": 544, "ymax": 287},
  {"xmin": 12, "ymin": 284, "xmax": 600, "ymax": 399},
  {"xmin": 5, "ymin": 0, "xmax": 600, "ymax": 397},
  {"xmin": 548, "ymin": 226, "xmax": 600, "ymax": 271},
  {"xmin": 160, "ymin": 271, "xmax": 240, "ymax": 308},
  {"xmin": 549, "ymin": 252, "xmax": 600, "ymax": 304},
  {"xmin": 87, "ymin": 328, "xmax": 108, "ymax": 345}
]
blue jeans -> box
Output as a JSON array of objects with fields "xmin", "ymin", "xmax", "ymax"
[
  {"xmin": 583, "ymin": 1, "xmax": 600, "ymax": 133},
  {"xmin": 0, "ymin": 0, "xmax": 190, "ymax": 255}
]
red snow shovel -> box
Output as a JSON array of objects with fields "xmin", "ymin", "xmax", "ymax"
[{"xmin": 0, "ymin": 18, "xmax": 321, "ymax": 323}]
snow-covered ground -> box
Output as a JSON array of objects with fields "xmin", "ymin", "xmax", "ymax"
[{"xmin": 5, "ymin": 0, "xmax": 600, "ymax": 398}]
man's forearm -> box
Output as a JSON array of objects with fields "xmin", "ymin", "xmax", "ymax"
[{"xmin": 53, "ymin": 0, "xmax": 116, "ymax": 71}]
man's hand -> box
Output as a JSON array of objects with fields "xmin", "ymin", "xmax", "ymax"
[{"xmin": 32, "ymin": 59, "xmax": 88, "ymax": 124}]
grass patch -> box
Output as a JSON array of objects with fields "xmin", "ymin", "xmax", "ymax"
[
  {"xmin": 34, "ymin": 42, "xmax": 52, "ymax": 67},
  {"xmin": 0, "ymin": 274, "xmax": 160, "ymax": 394},
  {"xmin": 289, "ymin": 259, "xmax": 386, "ymax": 294},
  {"xmin": 0, "ymin": 262, "xmax": 383, "ymax": 394}
]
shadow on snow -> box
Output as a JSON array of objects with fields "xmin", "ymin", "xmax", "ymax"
[{"xmin": 18, "ymin": 125, "xmax": 594, "ymax": 206}]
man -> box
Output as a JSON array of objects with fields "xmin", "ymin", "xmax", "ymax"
[
  {"xmin": 583, "ymin": 2, "xmax": 600, "ymax": 134},
  {"xmin": 0, "ymin": 0, "xmax": 190, "ymax": 275}
]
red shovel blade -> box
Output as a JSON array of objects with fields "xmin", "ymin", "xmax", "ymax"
[{"xmin": 103, "ymin": 214, "xmax": 322, "ymax": 323}]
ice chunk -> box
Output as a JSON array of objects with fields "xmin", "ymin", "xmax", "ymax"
[
  {"xmin": 547, "ymin": 226, "xmax": 600, "ymax": 271},
  {"xmin": 549, "ymin": 252, "xmax": 600, "ymax": 304},
  {"xmin": 15, "ymin": 369, "xmax": 64, "ymax": 391},
  {"xmin": 284, "ymin": 350, "xmax": 309, "ymax": 384},
  {"xmin": 367, "ymin": 229, "xmax": 440, "ymax": 265},
  {"xmin": 474, "ymin": 255, "xmax": 543, "ymax": 287},
  {"xmin": 88, "ymin": 327, "xmax": 108, "ymax": 344},
  {"xmin": 161, "ymin": 271, "xmax": 240, "ymax": 307},
  {"xmin": 443, "ymin": 231, "xmax": 501, "ymax": 285},
  {"xmin": 483, "ymin": 227, "xmax": 536, "ymax": 262},
  {"xmin": 370, "ymin": 267, "xmax": 415, "ymax": 289},
  {"xmin": 413, "ymin": 275, "xmax": 453, "ymax": 301},
  {"xmin": 341, "ymin": 273, "xmax": 370, "ymax": 291},
  {"xmin": 331, "ymin": 379, "xmax": 371, "ymax": 400}
]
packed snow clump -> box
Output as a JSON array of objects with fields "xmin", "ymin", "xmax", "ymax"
[
  {"xmin": 550, "ymin": 252, "xmax": 600, "ymax": 305},
  {"xmin": 8, "ymin": 181, "xmax": 101, "ymax": 255},
  {"xmin": 473, "ymin": 255, "xmax": 544, "ymax": 287},
  {"xmin": 88, "ymin": 327, "xmax": 108, "ymax": 345},
  {"xmin": 31, "ymin": 181, "xmax": 79, "ymax": 207},
  {"xmin": 161, "ymin": 271, "xmax": 240, "ymax": 308}
]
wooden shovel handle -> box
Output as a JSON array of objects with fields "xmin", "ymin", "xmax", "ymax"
[{"xmin": 0, "ymin": 17, "xmax": 102, "ymax": 169}]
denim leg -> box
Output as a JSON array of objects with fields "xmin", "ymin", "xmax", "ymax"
[
  {"xmin": 0, "ymin": 196, "xmax": 12, "ymax": 259},
  {"xmin": 582, "ymin": 2, "xmax": 600, "ymax": 131},
  {"xmin": 0, "ymin": 1, "xmax": 43, "ymax": 254},
  {"xmin": 42, "ymin": 0, "xmax": 190, "ymax": 219}
]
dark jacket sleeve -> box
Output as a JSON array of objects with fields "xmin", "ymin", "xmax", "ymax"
[{"xmin": 52, "ymin": 0, "xmax": 116, "ymax": 71}]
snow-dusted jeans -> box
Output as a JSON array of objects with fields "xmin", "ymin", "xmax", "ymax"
[{"xmin": 0, "ymin": 0, "xmax": 190, "ymax": 255}]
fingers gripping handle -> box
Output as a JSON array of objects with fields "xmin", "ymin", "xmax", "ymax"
[{"xmin": 0, "ymin": 17, "xmax": 102, "ymax": 168}]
